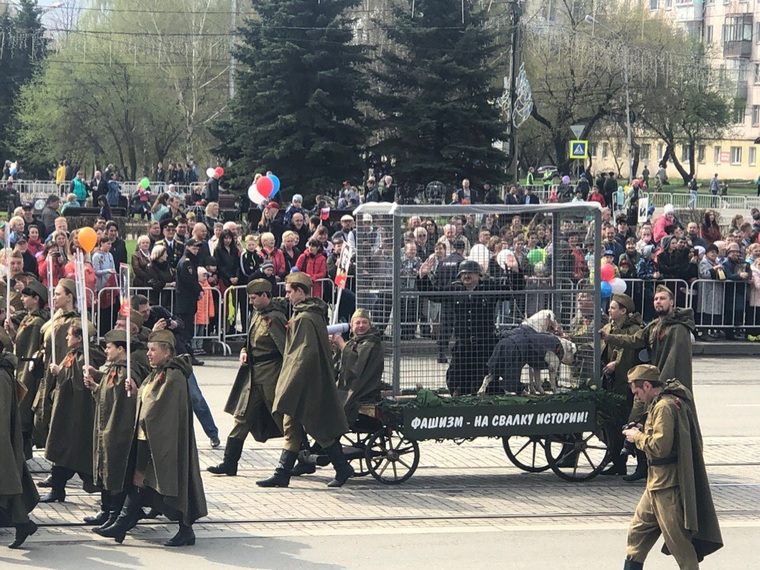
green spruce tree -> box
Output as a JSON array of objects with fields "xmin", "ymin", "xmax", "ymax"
[
  {"xmin": 368, "ymin": 0, "xmax": 508, "ymax": 191},
  {"xmin": 0, "ymin": 0, "xmax": 48, "ymax": 164},
  {"xmin": 214, "ymin": 0, "xmax": 365, "ymax": 201}
]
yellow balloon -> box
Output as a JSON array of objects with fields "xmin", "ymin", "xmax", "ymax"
[{"xmin": 78, "ymin": 227, "xmax": 98, "ymax": 253}]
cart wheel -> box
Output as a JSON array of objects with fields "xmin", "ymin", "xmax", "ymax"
[
  {"xmin": 502, "ymin": 435, "xmax": 551, "ymax": 472},
  {"xmin": 341, "ymin": 432, "xmax": 371, "ymax": 477},
  {"xmin": 544, "ymin": 427, "xmax": 611, "ymax": 482},
  {"xmin": 365, "ymin": 428, "xmax": 420, "ymax": 485}
]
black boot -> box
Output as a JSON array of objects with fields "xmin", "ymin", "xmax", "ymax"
[
  {"xmin": 8, "ymin": 520, "xmax": 38, "ymax": 549},
  {"xmin": 207, "ymin": 437, "xmax": 244, "ymax": 476},
  {"xmin": 601, "ymin": 455, "xmax": 628, "ymax": 476},
  {"xmin": 39, "ymin": 466, "xmax": 67, "ymax": 503},
  {"xmin": 164, "ymin": 524, "xmax": 195, "ymax": 547},
  {"xmin": 95, "ymin": 492, "xmax": 125, "ymax": 532},
  {"xmin": 623, "ymin": 559, "xmax": 644, "ymax": 570},
  {"xmin": 291, "ymin": 449, "xmax": 318, "ymax": 476},
  {"xmin": 256, "ymin": 449, "xmax": 298, "ymax": 488},
  {"xmin": 323, "ymin": 441, "xmax": 354, "ymax": 488},
  {"xmin": 84, "ymin": 491, "xmax": 111, "ymax": 525},
  {"xmin": 623, "ymin": 451, "xmax": 647, "ymax": 482},
  {"xmin": 94, "ymin": 487, "xmax": 143, "ymax": 543}
]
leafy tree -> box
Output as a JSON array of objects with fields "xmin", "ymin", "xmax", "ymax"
[
  {"xmin": 0, "ymin": 0, "xmax": 47, "ymax": 166},
  {"xmin": 367, "ymin": 0, "xmax": 508, "ymax": 191},
  {"xmin": 214, "ymin": 0, "xmax": 366, "ymax": 200}
]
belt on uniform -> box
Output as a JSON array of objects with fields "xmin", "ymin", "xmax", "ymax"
[
  {"xmin": 251, "ymin": 352, "xmax": 281, "ymax": 363},
  {"xmin": 649, "ymin": 455, "xmax": 678, "ymax": 466}
]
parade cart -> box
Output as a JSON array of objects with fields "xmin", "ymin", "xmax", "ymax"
[
  {"xmin": 340, "ymin": 202, "xmax": 616, "ymax": 484},
  {"xmin": 338, "ymin": 388, "xmax": 626, "ymax": 485}
]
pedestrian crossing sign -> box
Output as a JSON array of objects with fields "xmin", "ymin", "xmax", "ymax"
[{"xmin": 569, "ymin": 140, "xmax": 588, "ymax": 159}]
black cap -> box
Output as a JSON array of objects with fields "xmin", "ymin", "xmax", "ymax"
[
  {"xmin": 21, "ymin": 202, "xmax": 33, "ymax": 210},
  {"xmin": 184, "ymin": 238, "xmax": 201, "ymax": 248},
  {"xmin": 15, "ymin": 232, "xmax": 28, "ymax": 243},
  {"xmin": 160, "ymin": 219, "xmax": 177, "ymax": 230}
]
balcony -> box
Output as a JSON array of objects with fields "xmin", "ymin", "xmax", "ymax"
[
  {"xmin": 724, "ymin": 39, "xmax": 752, "ymax": 58},
  {"xmin": 675, "ymin": 3, "xmax": 703, "ymax": 23}
]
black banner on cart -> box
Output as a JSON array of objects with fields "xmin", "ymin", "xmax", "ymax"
[{"xmin": 402, "ymin": 401, "xmax": 596, "ymax": 440}]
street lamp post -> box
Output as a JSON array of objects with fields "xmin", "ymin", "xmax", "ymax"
[{"xmin": 585, "ymin": 15, "xmax": 634, "ymax": 184}]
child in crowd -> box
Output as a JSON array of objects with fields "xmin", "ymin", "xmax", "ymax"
[
  {"xmin": 97, "ymin": 195, "xmax": 112, "ymax": 221},
  {"xmin": 283, "ymin": 194, "xmax": 304, "ymax": 225},
  {"xmin": 238, "ymin": 234, "xmax": 260, "ymax": 286},
  {"xmin": 194, "ymin": 266, "xmax": 215, "ymax": 353},
  {"xmin": 61, "ymin": 193, "xmax": 80, "ymax": 214}
]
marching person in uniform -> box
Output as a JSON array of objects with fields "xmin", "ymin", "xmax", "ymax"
[
  {"xmin": 207, "ymin": 279, "xmax": 287, "ymax": 476},
  {"xmin": 33, "ymin": 279, "xmax": 79, "ymax": 461},
  {"xmin": 257, "ymin": 272, "xmax": 353, "ymax": 489},
  {"xmin": 600, "ymin": 294, "xmax": 646, "ymax": 478},
  {"xmin": 4, "ymin": 280, "xmax": 49, "ymax": 459},
  {"xmin": 40, "ymin": 321, "xmax": 106, "ymax": 503},
  {"xmin": 0, "ymin": 349, "xmax": 40, "ymax": 549},
  {"xmin": 84, "ymin": 330, "xmax": 144, "ymax": 530},
  {"xmin": 96, "ymin": 330, "xmax": 207, "ymax": 546},
  {"xmin": 622, "ymin": 364, "xmax": 722, "ymax": 569}
]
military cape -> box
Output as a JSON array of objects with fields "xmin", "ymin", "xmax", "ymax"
[{"xmin": 335, "ymin": 329, "xmax": 384, "ymax": 425}]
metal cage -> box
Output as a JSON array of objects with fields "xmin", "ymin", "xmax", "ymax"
[{"xmin": 352, "ymin": 203, "xmax": 603, "ymax": 396}]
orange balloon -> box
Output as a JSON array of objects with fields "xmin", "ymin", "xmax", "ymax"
[{"xmin": 78, "ymin": 227, "xmax": 98, "ymax": 253}]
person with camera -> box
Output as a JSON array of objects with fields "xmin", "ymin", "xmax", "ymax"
[
  {"xmin": 599, "ymin": 294, "xmax": 645, "ymax": 478},
  {"xmin": 621, "ymin": 364, "xmax": 722, "ymax": 570}
]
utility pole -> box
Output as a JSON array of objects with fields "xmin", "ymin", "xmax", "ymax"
[
  {"xmin": 509, "ymin": 0, "xmax": 522, "ymax": 183},
  {"xmin": 229, "ymin": 0, "xmax": 237, "ymax": 100}
]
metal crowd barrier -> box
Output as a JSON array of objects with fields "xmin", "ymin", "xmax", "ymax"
[{"xmin": 690, "ymin": 279, "xmax": 759, "ymax": 332}]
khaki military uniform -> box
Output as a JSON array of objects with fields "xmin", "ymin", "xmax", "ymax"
[
  {"xmin": 224, "ymin": 301, "xmax": 287, "ymax": 441},
  {"xmin": 626, "ymin": 394, "xmax": 699, "ymax": 569}
]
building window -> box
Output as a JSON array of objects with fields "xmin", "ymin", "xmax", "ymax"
[
  {"xmin": 650, "ymin": 0, "xmax": 658, "ymax": 9},
  {"xmin": 714, "ymin": 145, "xmax": 721, "ymax": 163},
  {"xmin": 641, "ymin": 144, "xmax": 651, "ymax": 162},
  {"xmin": 681, "ymin": 145, "xmax": 689, "ymax": 162},
  {"xmin": 589, "ymin": 142, "xmax": 598, "ymax": 157},
  {"xmin": 614, "ymin": 141, "xmax": 622, "ymax": 156},
  {"xmin": 697, "ymin": 145, "xmax": 706, "ymax": 163},
  {"xmin": 750, "ymin": 147, "xmax": 757, "ymax": 166},
  {"xmin": 730, "ymin": 146, "xmax": 742, "ymax": 164},
  {"xmin": 733, "ymin": 103, "xmax": 746, "ymax": 124},
  {"xmin": 706, "ymin": 25, "xmax": 714, "ymax": 44},
  {"xmin": 753, "ymin": 105, "xmax": 760, "ymax": 126},
  {"xmin": 754, "ymin": 64, "xmax": 760, "ymax": 83},
  {"xmin": 666, "ymin": 0, "xmax": 672, "ymax": 7},
  {"xmin": 657, "ymin": 143, "xmax": 664, "ymax": 159},
  {"xmin": 602, "ymin": 142, "xmax": 609, "ymax": 159}
]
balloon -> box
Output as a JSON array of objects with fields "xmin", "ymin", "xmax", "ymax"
[
  {"xmin": 601, "ymin": 281, "xmax": 612, "ymax": 298},
  {"xmin": 600, "ymin": 262, "xmax": 615, "ymax": 283},
  {"xmin": 527, "ymin": 248, "xmax": 545, "ymax": 266},
  {"xmin": 78, "ymin": 227, "xmax": 98, "ymax": 253},
  {"xmin": 256, "ymin": 176, "xmax": 274, "ymax": 198},
  {"xmin": 468, "ymin": 244, "xmax": 490, "ymax": 273},
  {"xmin": 206, "ymin": 167, "xmax": 216, "ymax": 179},
  {"xmin": 268, "ymin": 174, "xmax": 280, "ymax": 197},
  {"xmin": 215, "ymin": 167, "xmax": 224, "ymax": 177},
  {"xmin": 247, "ymin": 184, "xmax": 267, "ymax": 205},
  {"xmin": 610, "ymin": 278, "xmax": 627, "ymax": 295},
  {"xmin": 140, "ymin": 177, "xmax": 150, "ymax": 189}
]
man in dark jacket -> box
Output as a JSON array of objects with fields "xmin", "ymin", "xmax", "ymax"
[
  {"xmin": 106, "ymin": 222, "xmax": 128, "ymax": 269},
  {"xmin": 175, "ymin": 238, "xmax": 203, "ymax": 348},
  {"xmin": 205, "ymin": 171, "xmax": 220, "ymax": 203},
  {"xmin": 41, "ymin": 195, "xmax": 60, "ymax": 239}
]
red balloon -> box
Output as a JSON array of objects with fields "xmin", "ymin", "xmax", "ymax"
[
  {"xmin": 600, "ymin": 262, "xmax": 615, "ymax": 283},
  {"xmin": 256, "ymin": 176, "xmax": 274, "ymax": 197},
  {"xmin": 215, "ymin": 167, "xmax": 224, "ymax": 177}
]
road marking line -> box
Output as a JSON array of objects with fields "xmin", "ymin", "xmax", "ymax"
[{"xmin": 726, "ymin": 404, "xmax": 760, "ymax": 407}]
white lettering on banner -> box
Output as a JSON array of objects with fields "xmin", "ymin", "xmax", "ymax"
[
  {"xmin": 473, "ymin": 415, "xmax": 489, "ymax": 427},
  {"xmin": 491, "ymin": 413, "xmax": 535, "ymax": 427},
  {"xmin": 410, "ymin": 416, "xmax": 464, "ymax": 430},
  {"xmin": 535, "ymin": 411, "xmax": 589, "ymax": 425}
]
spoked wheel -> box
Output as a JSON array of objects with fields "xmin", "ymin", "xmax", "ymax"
[
  {"xmin": 341, "ymin": 432, "xmax": 371, "ymax": 477},
  {"xmin": 365, "ymin": 428, "xmax": 420, "ymax": 485},
  {"xmin": 544, "ymin": 427, "xmax": 611, "ymax": 482},
  {"xmin": 502, "ymin": 435, "xmax": 551, "ymax": 472}
]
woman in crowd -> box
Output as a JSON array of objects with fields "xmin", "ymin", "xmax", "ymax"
[
  {"xmin": 131, "ymin": 235, "xmax": 152, "ymax": 287},
  {"xmin": 145, "ymin": 245, "xmax": 174, "ymax": 307},
  {"xmin": 296, "ymin": 239, "xmax": 327, "ymax": 299},
  {"xmin": 701, "ymin": 209, "xmax": 722, "ymax": 244},
  {"xmin": 729, "ymin": 214, "xmax": 744, "ymax": 236},
  {"xmin": 151, "ymin": 193, "xmax": 170, "ymax": 222},
  {"xmin": 38, "ymin": 239, "xmax": 67, "ymax": 287},
  {"xmin": 280, "ymin": 230, "xmax": 301, "ymax": 274},
  {"xmin": 96, "ymin": 330, "xmax": 206, "ymax": 546},
  {"xmin": 214, "ymin": 229, "xmax": 240, "ymax": 293},
  {"xmin": 423, "ymin": 219, "xmax": 439, "ymax": 244},
  {"xmin": 698, "ymin": 243, "xmax": 725, "ymax": 337},
  {"xmin": 256, "ymin": 232, "xmax": 286, "ymax": 281},
  {"xmin": 204, "ymin": 202, "xmax": 220, "ymax": 235}
]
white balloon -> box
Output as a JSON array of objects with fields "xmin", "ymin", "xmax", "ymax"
[
  {"xmin": 610, "ymin": 278, "xmax": 627, "ymax": 295},
  {"xmin": 248, "ymin": 184, "xmax": 267, "ymax": 204},
  {"xmin": 206, "ymin": 167, "xmax": 216, "ymax": 179},
  {"xmin": 496, "ymin": 249, "xmax": 518, "ymax": 271},
  {"xmin": 468, "ymin": 244, "xmax": 490, "ymax": 272}
]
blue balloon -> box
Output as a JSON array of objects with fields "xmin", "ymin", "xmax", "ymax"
[
  {"xmin": 269, "ymin": 174, "xmax": 280, "ymax": 197},
  {"xmin": 601, "ymin": 281, "xmax": 612, "ymax": 299}
]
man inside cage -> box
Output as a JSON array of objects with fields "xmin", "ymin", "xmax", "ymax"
[{"xmin": 417, "ymin": 259, "xmax": 507, "ymax": 396}]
